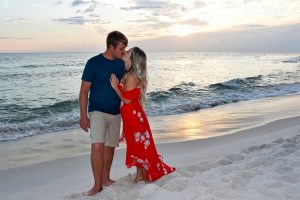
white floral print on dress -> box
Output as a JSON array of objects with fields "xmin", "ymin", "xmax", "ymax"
[
  {"xmin": 131, "ymin": 155, "xmax": 150, "ymax": 171},
  {"xmin": 163, "ymin": 167, "xmax": 168, "ymax": 175},
  {"xmin": 144, "ymin": 139, "xmax": 150, "ymax": 149},
  {"xmin": 157, "ymin": 163, "xmax": 161, "ymax": 170},
  {"xmin": 133, "ymin": 130, "xmax": 152, "ymax": 149},
  {"xmin": 145, "ymin": 130, "xmax": 150, "ymax": 139},
  {"xmin": 134, "ymin": 132, "xmax": 141, "ymax": 143},
  {"xmin": 132, "ymin": 109, "xmax": 144, "ymax": 123}
]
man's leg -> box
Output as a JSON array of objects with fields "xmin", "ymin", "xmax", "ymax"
[
  {"xmin": 102, "ymin": 114, "xmax": 120, "ymax": 186},
  {"xmin": 102, "ymin": 146, "xmax": 116, "ymax": 186},
  {"xmin": 84, "ymin": 143, "xmax": 105, "ymax": 196}
]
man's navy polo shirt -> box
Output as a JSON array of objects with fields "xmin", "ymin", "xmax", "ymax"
[{"xmin": 81, "ymin": 54, "xmax": 125, "ymax": 115}]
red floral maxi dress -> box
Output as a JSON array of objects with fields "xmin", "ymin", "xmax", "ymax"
[{"xmin": 119, "ymin": 84, "xmax": 176, "ymax": 182}]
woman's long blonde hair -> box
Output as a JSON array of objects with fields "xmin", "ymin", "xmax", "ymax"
[{"xmin": 125, "ymin": 47, "xmax": 148, "ymax": 106}]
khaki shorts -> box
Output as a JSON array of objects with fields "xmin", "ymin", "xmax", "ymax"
[{"xmin": 89, "ymin": 111, "xmax": 121, "ymax": 147}]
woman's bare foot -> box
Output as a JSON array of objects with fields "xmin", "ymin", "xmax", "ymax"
[
  {"xmin": 102, "ymin": 178, "xmax": 116, "ymax": 187},
  {"xmin": 82, "ymin": 185, "xmax": 103, "ymax": 196},
  {"xmin": 134, "ymin": 174, "xmax": 144, "ymax": 183},
  {"xmin": 134, "ymin": 168, "xmax": 144, "ymax": 183},
  {"xmin": 140, "ymin": 168, "xmax": 148, "ymax": 183}
]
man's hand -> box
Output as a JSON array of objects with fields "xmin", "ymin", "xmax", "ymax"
[{"xmin": 80, "ymin": 116, "xmax": 90, "ymax": 133}]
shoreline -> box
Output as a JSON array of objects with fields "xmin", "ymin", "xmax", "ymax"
[
  {"xmin": 0, "ymin": 93, "xmax": 300, "ymax": 171},
  {"xmin": 1, "ymin": 91, "xmax": 300, "ymax": 143}
]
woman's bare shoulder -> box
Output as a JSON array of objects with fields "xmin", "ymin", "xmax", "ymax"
[{"xmin": 124, "ymin": 73, "xmax": 139, "ymax": 90}]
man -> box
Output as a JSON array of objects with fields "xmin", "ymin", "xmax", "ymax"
[{"xmin": 79, "ymin": 31, "xmax": 127, "ymax": 196}]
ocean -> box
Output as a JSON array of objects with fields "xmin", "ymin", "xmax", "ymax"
[{"xmin": 0, "ymin": 52, "xmax": 300, "ymax": 142}]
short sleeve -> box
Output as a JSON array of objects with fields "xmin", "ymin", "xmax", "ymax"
[{"xmin": 81, "ymin": 60, "xmax": 93, "ymax": 82}]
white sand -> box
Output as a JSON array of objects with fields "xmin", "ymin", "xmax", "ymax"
[{"xmin": 1, "ymin": 115, "xmax": 300, "ymax": 200}]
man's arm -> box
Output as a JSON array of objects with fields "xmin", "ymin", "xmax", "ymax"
[{"xmin": 79, "ymin": 81, "xmax": 91, "ymax": 132}]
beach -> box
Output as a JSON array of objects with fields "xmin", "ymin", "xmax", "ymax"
[
  {"xmin": 1, "ymin": 0, "xmax": 300, "ymax": 198},
  {"xmin": 1, "ymin": 94, "xmax": 300, "ymax": 200}
]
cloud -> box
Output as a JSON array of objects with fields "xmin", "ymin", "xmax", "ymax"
[
  {"xmin": 145, "ymin": 21, "xmax": 172, "ymax": 29},
  {"xmin": 127, "ymin": 16, "xmax": 208, "ymax": 37},
  {"xmin": 4, "ymin": 17, "xmax": 31, "ymax": 23},
  {"xmin": 72, "ymin": 1, "xmax": 105, "ymax": 13},
  {"xmin": 243, "ymin": 0, "xmax": 258, "ymax": 4},
  {"xmin": 121, "ymin": 0, "xmax": 187, "ymax": 18},
  {"xmin": 152, "ymin": 5, "xmax": 187, "ymax": 18},
  {"xmin": 126, "ymin": 16, "xmax": 173, "ymax": 36},
  {"xmin": 131, "ymin": 0, "xmax": 168, "ymax": 6},
  {"xmin": 128, "ymin": 32, "xmax": 158, "ymax": 38},
  {"xmin": 236, "ymin": 24, "xmax": 268, "ymax": 29},
  {"xmin": 30, "ymin": 3, "xmax": 46, "ymax": 7},
  {"xmin": 120, "ymin": 5, "xmax": 162, "ymax": 10},
  {"xmin": 131, "ymin": 22, "xmax": 300, "ymax": 52},
  {"xmin": 180, "ymin": 18, "xmax": 208, "ymax": 26},
  {"xmin": 90, "ymin": 13, "xmax": 100, "ymax": 17},
  {"xmin": 193, "ymin": 1, "xmax": 206, "ymax": 8},
  {"xmin": 120, "ymin": 0, "xmax": 168, "ymax": 10},
  {"xmin": 96, "ymin": 26, "xmax": 108, "ymax": 34},
  {"xmin": 0, "ymin": 37, "xmax": 33, "ymax": 40},
  {"xmin": 72, "ymin": 0, "xmax": 88, "ymax": 7},
  {"xmin": 53, "ymin": 1, "xmax": 63, "ymax": 5},
  {"xmin": 54, "ymin": 16, "xmax": 87, "ymax": 25},
  {"xmin": 222, "ymin": 0, "xmax": 244, "ymax": 8},
  {"xmin": 84, "ymin": 1, "xmax": 99, "ymax": 13},
  {"xmin": 54, "ymin": 16, "xmax": 109, "ymax": 25},
  {"xmin": 84, "ymin": 5, "xmax": 96, "ymax": 12},
  {"xmin": 113, "ymin": 16, "xmax": 172, "ymax": 38}
]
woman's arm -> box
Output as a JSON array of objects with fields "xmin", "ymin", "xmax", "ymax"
[{"xmin": 110, "ymin": 73, "xmax": 138, "ymax": 104}]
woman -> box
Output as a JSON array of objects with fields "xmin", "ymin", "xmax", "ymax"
[{"xmin": 110, "ymin": 47, "xmax": 175, "ymax": 183}]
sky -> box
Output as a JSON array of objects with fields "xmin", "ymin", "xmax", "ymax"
[{"xmin": 0, "ymin": 0, "xmax": 300, "ymax": 52}]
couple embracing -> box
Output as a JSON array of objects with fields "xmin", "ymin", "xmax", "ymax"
[{"xmin": 79, "ymin": 31, "xmax": 175, "ymax": 196}]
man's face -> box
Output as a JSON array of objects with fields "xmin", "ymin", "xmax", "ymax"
[{"xmin": 111, "ymin": 42, "xmax": 126, "ymax": 59}]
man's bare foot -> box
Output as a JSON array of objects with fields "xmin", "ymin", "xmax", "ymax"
[
  {"xmin": 102, "ymin": 179, "xmax": 116, "ymax": 187},
  {"xmin": 82, "ymin": 186, "xmax": 103, "ymax": 196}
]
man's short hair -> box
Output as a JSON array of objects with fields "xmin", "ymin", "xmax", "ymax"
[{"xmin": 106, "ymin": 31, "xmax": 128, "ymax": 49}]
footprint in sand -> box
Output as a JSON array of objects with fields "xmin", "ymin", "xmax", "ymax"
[{"xmin": 161, "ymin": 176, "xmax": 190, "ymax": 192}]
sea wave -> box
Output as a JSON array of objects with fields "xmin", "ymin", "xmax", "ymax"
[
  {"xmin": 1, "ymin": 73, "xmax": 300, "ymax": 141},
  {"xmin": 282, "ymin": 56, "xmax": 300, "ymax": 63},
  {"xmin": 146, "ymin": 74, "xmax": 300, "ymax": 116},
  {"xmin": 20, "ymin": 64, "xmax": 44, "ymax": 68},
  {"xmin": 19, "ymin": 63, "xmax": 77, "ymax": 68},
  {"xmin": 0, "ymin": 118, "xmax": 79, "ymax": 141},
  {"xmin": 208, "ymin": 75, "xmax": 263, "ymax": 90},
  {"xmin": 0, "ymin": 99, "xmax": 80, "ymax": 141}
]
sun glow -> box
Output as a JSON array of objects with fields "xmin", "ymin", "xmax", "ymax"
[{"xmin": 172, "ymin": 25, "xmax": 198, "ymax": 37}]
